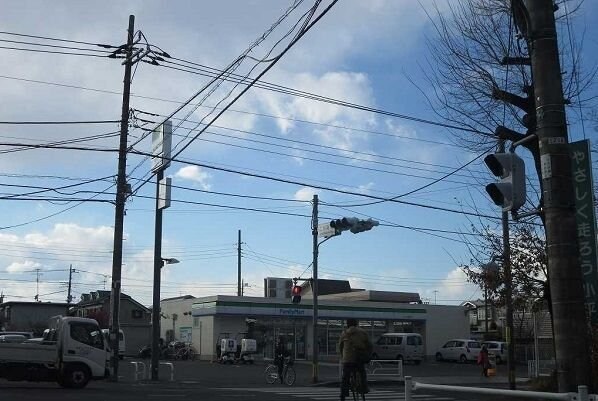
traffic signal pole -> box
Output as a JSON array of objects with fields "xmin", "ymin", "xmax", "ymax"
[
  {"xmin": 311, "ymin": 194, "xmax": 319, "ymax": 383},
  {"xmin": 520, "ymin": 0, "xmax": 592, "ymax": 391}
]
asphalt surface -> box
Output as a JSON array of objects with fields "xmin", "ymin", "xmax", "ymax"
[{"xmin": 0, "ymin": 358, "xmax": 534, "ymax": 401}]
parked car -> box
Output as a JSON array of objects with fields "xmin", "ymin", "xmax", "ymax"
[
  {"xmin": 483, "ymin": 341, "xmax": 507, "ymax": 364},
  {"xmin": 0, "ymin": 334, "xmax": 27, "ymax": 343},
  {"xmin": 435, "ymin": 339, "xmax": 481, "ymax": 363},
  {"xmin": 372, "ymin": 333, "xmax": 424, "ymax": 364}
]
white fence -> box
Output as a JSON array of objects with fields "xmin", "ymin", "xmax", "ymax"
[
  {"xmin": 338, "ymin": 359, "xmax": 403, "ymax": 381},
  {"xmin": 405, "ymin": 376, "xmax": 597, "ymax": 401},
  {"xmin": 528, "ymin": 359, "xmax": 556, "ymax": 378}
]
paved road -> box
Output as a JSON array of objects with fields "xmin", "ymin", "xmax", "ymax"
[{"xmin": 0, "ymin": 359, "xmax": 531, "ymax": 400}]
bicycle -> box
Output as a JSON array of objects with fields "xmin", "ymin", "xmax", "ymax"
[
  {"xmin": 174, "ymin": 342, "xmax": 198, "ymax": 360},
  {"xmin": 264, "ymin": 356, "xmax": 296, "ymax": 386},
  {"xmin": 341, "ymin": 365, "xmax": 366, "ymax": 401}
]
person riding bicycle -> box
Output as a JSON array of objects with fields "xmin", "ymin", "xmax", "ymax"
[
  {"xmin": 338, "ymin": 318, "xmax": 372, "ymax": 400},
  {"xmin": 274, "ymin": 336, "xmax": 290, "ymax": 384}
]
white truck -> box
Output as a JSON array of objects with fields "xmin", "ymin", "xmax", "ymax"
[{"xmin": 0, "ymin": 316, "xmax": 108, "ymax": 388}]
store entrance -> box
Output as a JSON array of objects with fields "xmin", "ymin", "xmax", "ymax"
[{"xmin": 263, "ymin": 320, "xmax": 307, "ymax": 360}]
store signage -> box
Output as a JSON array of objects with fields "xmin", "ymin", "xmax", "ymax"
[{"xmin": 279, "ymin": 308, "xmax": 306, "ymax": 316}]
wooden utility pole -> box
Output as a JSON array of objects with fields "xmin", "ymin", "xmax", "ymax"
[
  {"xmin": 109, "ymin": 14, "xmax": 135, "ymax": 382},
  {"xmin": 516, "ymin": 0, "xmax": 592, "ymax": 391}
]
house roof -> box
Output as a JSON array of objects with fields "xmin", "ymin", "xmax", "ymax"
[
  {"xmin": 319, "ymin": 290, "xmax": 421, "ymax": 303},
  {"xmin": 161, "ymin": 295, "xmax": 195, "ymax": 302},
  {"xmin": 73, "ymin": 291, "xmax": 150, "ymax": 312},
  {"xmin": 301, "ymin": 279, "xmax": 352, "ymax": 296}
]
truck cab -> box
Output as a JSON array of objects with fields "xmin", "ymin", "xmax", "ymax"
[{"xmin": 0, "ymin": 316, "xmax": 108, "ymax": 388}]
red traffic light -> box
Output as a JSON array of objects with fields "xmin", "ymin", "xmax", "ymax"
[{"xmin": 291, "ymin": 285, "xmax": 302, "ymax": 304}]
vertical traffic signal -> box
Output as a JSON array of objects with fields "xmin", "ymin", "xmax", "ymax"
[
  {"xmin": 291, "ymin": 285, "xmax": 302, "ymax": 304},
  {"xmin": 484, "ymin": 153, "xmax": 526, "ymax": 212}
]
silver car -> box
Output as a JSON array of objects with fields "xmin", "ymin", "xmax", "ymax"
[{"xmin": 435, "ymin": 339, "xmax": 481, "ymax": 363}]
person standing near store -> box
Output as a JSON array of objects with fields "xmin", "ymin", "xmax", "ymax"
[
  {"xmin": 338, "ymin": 318, "xmax": 372, "ymax": 400},
  {"xmin": 275, "ymin": 336, "xmax": 289, "ymax": 384}
]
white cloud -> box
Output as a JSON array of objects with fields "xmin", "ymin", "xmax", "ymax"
[
  {"xmin": 294, "ymin": 187, "xmax": 317, "ymax": 201},
  {"xmin": 422, "ymin": 267, "xmax": 479, "ymax": 305},
  {"xmin": 174, "ymin": 166, "xmax": 212, "ymax": 190},
  {"xmin": 6, "ymin": 260, "xmax": 42, "ymax": 273}
]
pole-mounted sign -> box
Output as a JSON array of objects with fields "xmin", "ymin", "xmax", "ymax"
[
  {"xmin": 570, "ymin": 139, "xmax": 598, "ymax": 323},
  {"xmin": 151, "ymin": 120, "xmax": 172, "ymax": 173}
]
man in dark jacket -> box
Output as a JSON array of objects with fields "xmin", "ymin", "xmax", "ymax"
[
  {"xmin": 338, "ymin": 318, "xmax": 372, "ymax": 400},
  {"xmin": 275, "ymin": 337, "xmax": 289, "ymax": 384}
]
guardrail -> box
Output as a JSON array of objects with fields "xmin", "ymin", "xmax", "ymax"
[
  {"xmin": 338, "ymin": 359, "xmax": 403, "ymax": 381},
  {"xmin": 405, "ymin": 376, "xmax": 597, "ymax": 401}
]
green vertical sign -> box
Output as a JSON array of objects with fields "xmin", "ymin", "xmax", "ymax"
[{"xmin": 571, "ymin": 139, "xmax": 598, "ymax": 323}]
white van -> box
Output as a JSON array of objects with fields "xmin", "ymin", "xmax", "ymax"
[
  {"xmin": 372, "ymin": 333, "xmax": 424, "ymax": 364},
  {"xmin": 101, "ymin": 329, "xmax": 125, "ymax": 359}
]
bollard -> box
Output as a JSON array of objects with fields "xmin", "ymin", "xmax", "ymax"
[
  {"xmin": 405, "ymin": 376, "xmax": 412, "ymax": 401},
  {"xmin": 578, "ymin": 385, "xmax": 589, "ymax": 401}
]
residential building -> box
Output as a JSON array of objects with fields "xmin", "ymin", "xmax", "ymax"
[
  {"xmin": 70, "ymin": 290, "xmax": 151, "ymax": 356},
  {"xmin": 0, "ymin": 301, "xmax": 70, "ymax": 335}
]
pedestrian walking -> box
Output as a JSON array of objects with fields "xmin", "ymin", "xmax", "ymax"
[{"xmin": 478, "ymin": 345, "xmax": 490, "ymax": 377}]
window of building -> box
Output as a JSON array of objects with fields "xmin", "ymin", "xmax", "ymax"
[
  {"xmin": 268, "ymin": 279, "xmax": 277, "ymax": 289},
  {"xmin": 193, "ymin": 317, "xmax": 200, "ymax": 328},
  {"xmin": 131, "ymin": 309, "xmax": 143, "ymax": 319},
  {"xmin": 285, "ymin": 289, "xmax": 291, "ymax": 298},
  {"xmin": 268, "ymin": 288, "xmax": 277, "ymax": 298}
]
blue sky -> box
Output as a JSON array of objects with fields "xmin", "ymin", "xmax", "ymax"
[{"xmin": 0, "ymin": 0, "xmax": 596, "ymax": 306}]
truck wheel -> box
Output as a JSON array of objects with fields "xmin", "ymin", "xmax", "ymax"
[{"xmin": 63, "ymin": 364, "xmax": 91, "ymax": 389}]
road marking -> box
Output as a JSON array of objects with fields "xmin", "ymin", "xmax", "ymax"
[{"xmin": 215, "ymin": 387, "xmax": 456, "ymax": 401}]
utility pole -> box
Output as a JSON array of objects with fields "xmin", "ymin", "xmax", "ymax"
[
  {"xmin": 519, "ymin": 0, "xmax": 592, "ymax": 391},
  {"xmin": 109, "ymin": 14, "xmax": 135, "ymax": 382},
  {"xmin": 237, "ymin": 229, "xmax": 242, "ymax": 297},
  {"xmin": 67, "ymin": 265, "xmax": 74, "ymax": 304},
  {"xmin": 34, "ymin": 268, "xmax": 42, "ymax": 301},
  {"xmin": 311, "ymin": 194, "xmax": 319, "ymax": 383},
  {"xmin": 151, "ymin": 168, "xmax": 164, "ymax": 381}
]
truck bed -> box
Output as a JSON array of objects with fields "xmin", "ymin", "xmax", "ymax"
[{"xmin": 0, "ymin": 342, "xmax": 57, "ymax": 364}]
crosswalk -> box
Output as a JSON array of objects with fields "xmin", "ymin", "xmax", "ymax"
[{"xmin": 219, "ymin": 387, "xmax": 458, "ymax": 401}]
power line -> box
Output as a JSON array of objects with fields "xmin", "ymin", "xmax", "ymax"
[
  {"xmin": 0, "ymin": 119, "xmax": 119, "ymax": 125},
  {"xmin": 0, "ymin": 45, "xmax": 109, "ymax": 57},
  {"xmin": 0, "ymin": 30, "xmax": 116, "ymax": 48},
  {"xmin": 0, "ymin": 74, "xmax": 460, "ymax": 148}
]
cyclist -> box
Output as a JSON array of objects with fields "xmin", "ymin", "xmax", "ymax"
[
  {"xmin": 338, "ymin": 318, "xmax": 372, "ymax": 400},
  {"xmin": 274, "ymin": 336, "xmax": 290, "ymax": 384}
]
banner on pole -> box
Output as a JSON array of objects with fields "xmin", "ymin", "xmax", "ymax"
[{"xmin": 570, "ymin": 139, "xmax": 598, "ymax": 323}]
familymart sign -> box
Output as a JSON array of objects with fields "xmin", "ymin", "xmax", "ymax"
[{"xmin": 571, "ymin": 139, "xmax": 598, "ymax": 323}]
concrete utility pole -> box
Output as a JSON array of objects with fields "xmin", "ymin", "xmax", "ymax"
[
  {"xmin": 109, "ymin": 14, "xmax": 135, "ymax": 382},
  {"xmin": 237, "ymin": 230, "xmax": 242, "ymax": 297},
  {"xmin": 67, "ymin": 265, "xmax": 74, "ymax": 304},
  {"xmin": 520, "ymin": 0, "xmax": 592, "ymax": 391},
  {"xmin": 151, "ymin": 168, "xmax": 164, "ymax": 381},
  {"xmin": 311, "ymin": 194, "xmax": 319, "ymax": 383}
]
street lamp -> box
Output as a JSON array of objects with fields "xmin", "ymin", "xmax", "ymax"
[
  {"xmin": 161, "ymin": 257, "xmax": 179, "ymax": 266},
  {"xmin": 151, "ymin": 256, "xmax": 180, "ymax": 381}
]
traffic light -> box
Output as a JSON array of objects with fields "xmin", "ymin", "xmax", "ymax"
[
  {"xmin": 330, "ymin": 217, "xmax": 359, "ymax": 234},
  {"xmin": 484, "ymin": 152, "xmax": 526, "ymax": 212},
  {"xmin": 291, "ymin": 285, "xmax": 302, "ymax": 304},
  {"xmin": 330, "ymin": 217, "xmax": 379, "ymax": 234}
]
